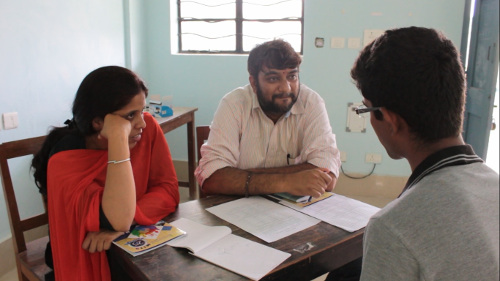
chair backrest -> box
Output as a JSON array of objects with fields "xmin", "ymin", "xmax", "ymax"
[
  {"xmin": 196, "ymin": 126, "xmax": 210, "ymax": 163},
  {"xmin": 196, "ymin": 126, "xmax": 210, "ymax": 198},
  {"xmin": 0, "ymin": 136, "xmax": 50, "ymax": 280}
]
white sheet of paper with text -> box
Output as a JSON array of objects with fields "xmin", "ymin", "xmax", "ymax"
[
  {"xmin": 206, "ymin": 196, "xmax": 320, "ymax": 243},
  {"xmin": 280, "ymin": 193, "xmax": 381, "ymax": 232}
]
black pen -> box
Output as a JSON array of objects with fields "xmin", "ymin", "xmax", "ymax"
[{"xmin": 308, "ymin": 196, "xmax": 312, "ymax": 202}]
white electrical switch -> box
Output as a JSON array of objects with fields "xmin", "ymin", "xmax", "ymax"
[
  {"xmin": 363, "ymin": 29, "xmax": 384, "ymax": 46},
  {"xmin": 3, "ymin": 112, "xmax": 19, "ymax": 130},
  {"xmin": 340, "ymin": 151, "xmax": 347, "ymax": 162},
  {"xmin": 365, "ymin": 153, "xmax": 382, "ymax": 163},
  {"xmin": 348, "ymin": 38, "xmax": 361, "ymax": 49},
  {"xmin": 330, "ymin": 37, "xmax": 345, "ymax": 49},
  {"xmin": 346, "ymin": 103, "xmax": 366, "ymax": 133}
]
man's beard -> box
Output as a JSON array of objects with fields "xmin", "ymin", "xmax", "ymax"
[{"xmin": 256, "ymin": 82, "xmax": 299, "ymax": 114}]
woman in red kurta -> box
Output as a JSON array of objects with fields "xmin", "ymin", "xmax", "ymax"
[{"xmin": 32, "ymin": 66, "xmax": 179, "ymax": 280}]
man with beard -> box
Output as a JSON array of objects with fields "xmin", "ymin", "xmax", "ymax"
[{"xmin": 195, "ymin": 39, "xmax": 340, "ymax": 198}]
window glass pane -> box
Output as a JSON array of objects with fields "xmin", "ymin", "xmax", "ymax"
[
  {"xmin": 181, "ymin": 21, "xmax": 236, "ymax": 51},
  {"xmin": 243, "ymin": 21, "xmax": 301, "ymax": 52},
  {"xmin": 177, "ymin": 0, "xmax": 303, "ymax": 53},
  {"xmin": 243, "ymin": 0, "xmax": 301, "ymax": 19},
  {"xmin": 180, "ymin": 0, "xmax": 235, "ymax": 18}
]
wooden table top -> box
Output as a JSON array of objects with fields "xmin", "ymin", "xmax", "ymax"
[{"xmin": 109, "ymin": 195, "xmax": 364, "ymax": 281}]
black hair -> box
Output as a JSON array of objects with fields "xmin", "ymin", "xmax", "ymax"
[
  {"xmin": 32, "ymin": 66, "xmax": 148, "ymax": 196},
  {"xmin": 350, "ymin": 26, "xmax": 466, "ymax": 144},
  {"xmin": 247, "ymin": 39, "xmax": 302, "ymax": 79}
]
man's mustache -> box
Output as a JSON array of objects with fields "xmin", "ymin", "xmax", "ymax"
[{"xmin": 272, "ymin": 92, "xmax": 294, "ymax": 99}]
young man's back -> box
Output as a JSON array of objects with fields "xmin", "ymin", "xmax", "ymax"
[{"xmin": 362, "ymin": 159, "xmax": 499, "ymax": 280}]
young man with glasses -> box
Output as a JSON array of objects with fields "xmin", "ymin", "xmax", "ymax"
[{"xmin": 351, "ymin": 26, "xmax": 499, "ymax": 280}]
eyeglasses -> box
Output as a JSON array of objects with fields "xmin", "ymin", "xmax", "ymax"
[{"xmin": 354, "ymin": 104, "xmax": 381, "ymax": 117}]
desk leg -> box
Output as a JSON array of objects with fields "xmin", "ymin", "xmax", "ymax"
[{"xmin": 187, "ymin": 116, "xmax": 197, "ymax": 200}]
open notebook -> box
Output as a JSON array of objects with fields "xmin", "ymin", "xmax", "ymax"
[{"xmin": 166, "ymin": 218, "xmax": 290, "ymax": 280}]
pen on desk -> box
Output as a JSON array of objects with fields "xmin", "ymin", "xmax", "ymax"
[{"xmin": 308, "ymin": 196, "xmax": 312, "ymax": 202}]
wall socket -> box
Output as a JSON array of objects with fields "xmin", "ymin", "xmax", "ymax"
[
  {"xmin": 2, "ymin": 112, "xmax": 19, "ymax": 130},
  {"xmin": 340, "ymin": 151, "xmax": 347, "ymax": 162},
  {"xmin": 365, "ymin": 153, "xmax": 382, "ymax": 163}
]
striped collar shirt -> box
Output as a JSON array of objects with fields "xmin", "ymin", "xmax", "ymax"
[{"xmin": 400, "ymin": 144, "xmax": 483, "ymax": 197}]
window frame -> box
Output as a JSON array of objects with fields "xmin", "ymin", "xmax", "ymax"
[{"xmin": 176, "ymin": 0, "xmax": 304, "ymax": 54}]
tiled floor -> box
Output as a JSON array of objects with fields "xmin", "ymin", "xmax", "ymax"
[{"xmin": 0, "ymin": 269, "xmax": 16, "ymax": 281}]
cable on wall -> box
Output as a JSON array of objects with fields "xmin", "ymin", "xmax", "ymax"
[{"xmin": 340, "ymin": 163, "xmax": 376, "ymax": 179}]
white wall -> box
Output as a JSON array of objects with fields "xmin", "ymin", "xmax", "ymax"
[{"xmin": 0, "ymin": 0, "xmax": 127, "ymax": 241}]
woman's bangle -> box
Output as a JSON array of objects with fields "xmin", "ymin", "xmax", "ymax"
[
  {"xmin": 244, "ymin": 172, "xmax": 252, "ymax": 198},
  {"xmin": 107, "ymin": 158, "xmax": 130, "ymax": 165}
]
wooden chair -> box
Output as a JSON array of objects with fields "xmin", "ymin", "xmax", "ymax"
[
  {"xmin": 0, "ymin": 136, "xmax": 53, "ymax": 281},
  {"xmin": 196, "ymin": 126, "xmax": 210, "ymax": 198}
]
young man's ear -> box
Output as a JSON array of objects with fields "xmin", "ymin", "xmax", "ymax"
[
  {"xmin": 379, "ymin": 108, "xmax": 403, "ymax": 135},
  {"xmin": 92, "ymin": 117, "xmax": 104, "ymax": 132}
]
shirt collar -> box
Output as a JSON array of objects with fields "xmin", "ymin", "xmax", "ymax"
[
  {"xmin": 289, "ymin": 84, "xmax": 305, "ymax": 116},
  {"xmin": 400, "ymin": 144, "xmax": 483, "ymax": 197},
  {"xmin": 250, "ymin": 85, "xmax": 260, "ymax": 110}
]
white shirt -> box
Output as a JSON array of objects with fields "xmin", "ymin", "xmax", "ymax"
[{"xmin": 195, "ymin": 84, "xmax": 340, "ymax": 186}]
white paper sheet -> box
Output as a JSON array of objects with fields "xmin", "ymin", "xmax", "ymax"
[
  {"xmin": 280, "ymin": 193, "xmax": 381, "ymax": 232},
  {"xmin": 196, "ymin": 233, "xmax": 290, "ymax": 280},
  {"xmin": 167, "ymin": 218, "xmax": 231, "ymax": 253},
  {"xmin": 206, "ymin": 196, "xmax": 320, "ymax": 243}
]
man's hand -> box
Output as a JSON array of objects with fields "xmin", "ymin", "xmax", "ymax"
[
  {"xmin": 82, "ymin": 230, "xmax": 124, "ymax": 253},
  {"xmin": 326, "ymin": 172, "xmax": 337, "ymax": 192},
  {"xmin": 286, "ymin": 168, "xmax": 333, "ymax": 197},
  {"xmin": 318, "ymin": 168, "xmax": 337, "ymax": 192}
]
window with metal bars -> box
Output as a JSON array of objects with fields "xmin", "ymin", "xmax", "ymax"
[{"xmin": 176, "ymin": 0, "xmax": 304, "ymax": 54}]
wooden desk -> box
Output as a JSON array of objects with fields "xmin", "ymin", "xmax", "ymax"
[
  {"xmin": 109, "ymin": 196, "xmax": 364, "ymax": 281},
  {"xmin": 155, "ymin": 107, "xmax": 198, "ymax": 200}
]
